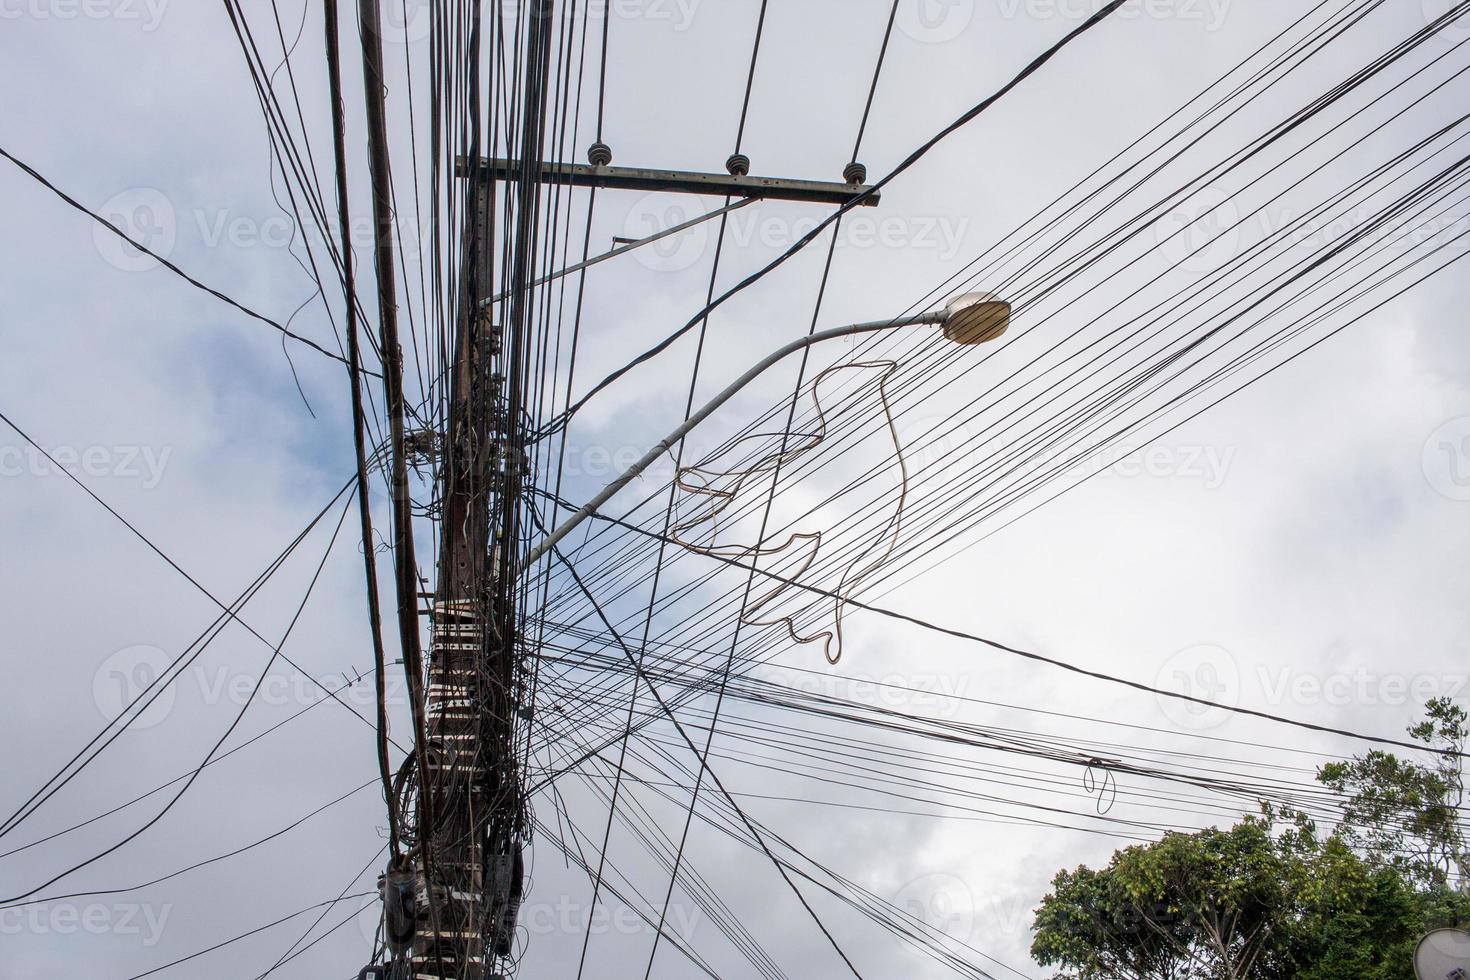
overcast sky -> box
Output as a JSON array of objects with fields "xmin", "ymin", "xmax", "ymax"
[{"xmin": 2, "ymin": 1, "xmax": 1469, "ymax": 978}]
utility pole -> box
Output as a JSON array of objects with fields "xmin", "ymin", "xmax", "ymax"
[
  {"xmin": 360, "ymin": 3, "xmax": 880, "ymax": 976},
  {"xmin": 353, "ymin": 1, "xmax": 448, "ymax": 975},
  {"xmin": 385, "ymin": 2, "xmax": 556, "ymax": 978}
]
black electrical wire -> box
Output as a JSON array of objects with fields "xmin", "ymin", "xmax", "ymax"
[{"xmin": 0, "ymin": 144, "xmax": 364, "ymax": 372}]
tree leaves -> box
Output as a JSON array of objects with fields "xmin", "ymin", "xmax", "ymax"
[{"xmin": 1031, "ymin": 701, "xmax": 1470, "ymax": 980}]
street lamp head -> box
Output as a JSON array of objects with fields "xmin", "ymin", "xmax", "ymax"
[{"xmin": 941, "ymin": 292, "xmax": 1010, "ymax": 345}]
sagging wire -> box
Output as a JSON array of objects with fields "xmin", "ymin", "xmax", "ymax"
[{"xmin": 670, "ymin": 360, "xmax": 909, "ymax": 665}]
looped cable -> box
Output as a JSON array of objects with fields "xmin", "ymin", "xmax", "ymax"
[
  {"xmin": 1082, "ymin": 758, "xmax": 1120, "ymax": 814},
  {"xmin": 670, "ymin": 359, "xmax": 910, "ymax": 664}
]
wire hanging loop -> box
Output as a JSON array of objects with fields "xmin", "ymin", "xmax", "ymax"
[
  {"xmin": 1082, "ymin": 758, "xmax": 1120, "ymax": 814},
  {"xmin": 668, "ymin": 358, "xmax": 910, "ymax": 665}
]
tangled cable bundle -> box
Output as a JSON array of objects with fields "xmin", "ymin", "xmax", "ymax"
[{"xmin": 669, "ymin": 359, "xmax": 911, "ymax": 664}]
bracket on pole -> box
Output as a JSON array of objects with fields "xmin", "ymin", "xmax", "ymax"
[{"xmin": 456, "ymin": 156, "xmax": 880, "ymax": 207}]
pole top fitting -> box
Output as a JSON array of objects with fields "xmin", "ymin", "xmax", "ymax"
[
  {"xmin": 843, "ymin": 161, "xmax": 867, "ymax": 185},
  {"xmin": 587, "ymin": 141, "xmax": 613, "ymax": 167},
  {"xmin": 725, "ymin": 152, "xmax": 751, "ymax": 177}
]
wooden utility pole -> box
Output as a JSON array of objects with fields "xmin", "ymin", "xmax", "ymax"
[
  {"xmin": 355, "ymin": 2, "xmax": 878, "ymax": 975},
  {"xmin": 399, "ymin": 1, "xmax": 555, "ymax": 977}
]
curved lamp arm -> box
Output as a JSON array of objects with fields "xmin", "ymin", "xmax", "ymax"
[{"xmin": 520, "ymin": 311, "xmax": 945, "ymax": 573}]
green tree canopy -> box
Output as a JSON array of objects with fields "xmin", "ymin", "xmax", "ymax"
[
  {"xmin": 1032, "ymin": 816, "xmax": 1462, "ymax": 979},
  {"xmin": 1033, "ymin": 700, "xmax": 1470, "ymax": 979},
  {"xmin": 1317, "ymin": 697, "xmax": 1467, "ymax": 889}
]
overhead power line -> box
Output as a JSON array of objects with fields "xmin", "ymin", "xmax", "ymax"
[
  {"xmin": 0, "ymin": 144, "xmax": 368, "ymax": 374},
  {"xmin": 566, "ymin": 502, "xmax": 1468, "ymax": 760}
]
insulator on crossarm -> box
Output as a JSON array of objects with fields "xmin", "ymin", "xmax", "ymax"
[
  {"xmin": 725, "ymin": 152, "xmax": 751, "ymax": 177},
  {"xmin": 587, "ymin": 141, "xmax": 612, "ymax": 167},
  {"xmin": 843, "ymin": 161, "xmax": 867, "ymax": 185}
]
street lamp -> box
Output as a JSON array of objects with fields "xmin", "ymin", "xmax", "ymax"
[{"xmin": 521, "ymin": 293, "xmax": 1010, "ymax": 571}]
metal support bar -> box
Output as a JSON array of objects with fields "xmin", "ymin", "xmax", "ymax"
[
  {"xmin": 478, "ymin": 197, "xmax": 758, "ymax": 311},
  {"xmin": 457, "ymin": 156, "xmax": 881, "ymax": 207}
]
